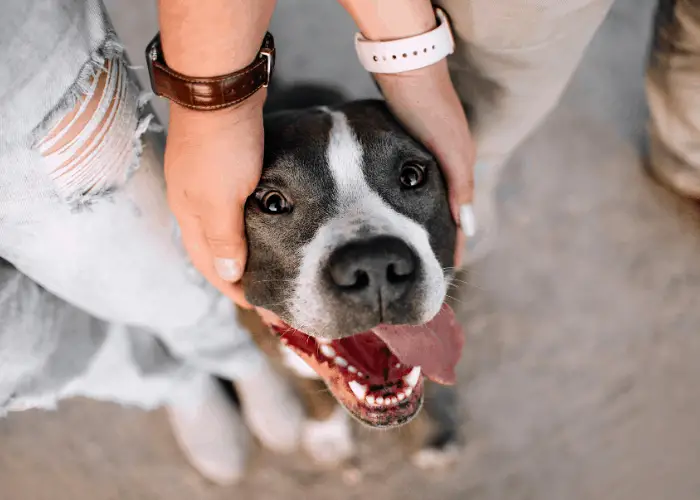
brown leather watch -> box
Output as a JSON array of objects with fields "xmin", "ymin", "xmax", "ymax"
[{"xmin": 146, "ymin": 32, "xmax": 275, "ymax": 111}]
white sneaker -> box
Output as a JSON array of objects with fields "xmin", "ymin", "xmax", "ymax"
[
  {"xmin": 167, "ymin": 373, "xmax": 250, "ymax": 485},
  {"xmin": 235, "ymin": 360, "xmax": 304, "ymax": 454},
  {"xmin": 301, "ymin": 407, "xmax": 355, "ymax": 466}
]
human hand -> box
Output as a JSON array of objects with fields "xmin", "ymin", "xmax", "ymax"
[
  {"xmin": 164, "ymin": 91, "xmax": 267, "ymax": 307},
  {"xmin": 375, "ymin": 61, "xmax": 476, "ymax": 267},
  {"xmin": 338, "ymin": 0, "xmax": 476, "ymax": 267}
]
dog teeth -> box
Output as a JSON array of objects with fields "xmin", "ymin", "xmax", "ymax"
[
  {"xmin": 357, "ymin": 367, "xmax": 421, "ymax": 408},
  {"xmin": 364, "ymin": 391, "xmax": 412, "ymax": 408},
  {"xmin": 334, "ymin": 356, "xmax": 348, "ymax": 367},
  {"xmin": 348, "ymin": 381, "xmax": 368, "ymax": 400},
  {"xmin": 320, "ymin": 344, "xmax": 336, "ymax": 358},
  {"xmin": 348, "ymin": 365, "xmax": 357, "ymax": 374},
  {"xmin": 403, "ymin": 366, "xmax": 421, "ymax": 389},
  {"xmin": 317, "ymin": 338, "xmax": 331, "ymax": 345}
]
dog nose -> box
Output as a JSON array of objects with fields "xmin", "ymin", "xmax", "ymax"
[{"xmin": 327, "ymin": 236, "xmax": 418, "ymax": 306}]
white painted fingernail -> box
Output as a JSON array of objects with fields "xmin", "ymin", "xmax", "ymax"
[
  {"xmin": 460, "ymin": 204, "xmax": 476, "ymax": 238},
  {"xmin": 214, "ymin": 258, "xmax": 242, "ymax": 282}
]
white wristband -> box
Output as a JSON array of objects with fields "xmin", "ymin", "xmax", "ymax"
[{"xmin": 354, "ymin": 7, "xmax": 455, "ymax": 75}]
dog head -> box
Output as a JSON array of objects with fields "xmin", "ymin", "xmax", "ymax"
[{"xmin": 242, "ymin": 99, "xmax": 463, "ymax": 428}]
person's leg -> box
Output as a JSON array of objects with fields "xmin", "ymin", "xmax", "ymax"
[
  {"xmin": 434, "ymin": 0, "xmax": 615, "ymax": 263},
  {"xmin": 0, "ymin": 260, "xmax": 253, "ymax": 484},
  {"xmin": 0, "ymin": 260, "xmax": 101, "ymax": 414},
  {"xmin": 0, "ymin": 0, "xmax": 302, "ymax": 482},
  {"xmin": 645, "ymin": 0, "xmax": 700, "ymax": 198}
]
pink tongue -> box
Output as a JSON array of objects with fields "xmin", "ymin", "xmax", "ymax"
[{"xmin": 372, "ymin": 304, "xmax": 464, "ymax": 385}]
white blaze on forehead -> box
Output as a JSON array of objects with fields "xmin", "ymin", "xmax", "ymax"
[
  {"xmin": 325, "ymin": 111, "xmax": 366, "ymax": 201},
  {"xmin": 288, "ymin": 110, "xmax": 446, "ymax": 333}
]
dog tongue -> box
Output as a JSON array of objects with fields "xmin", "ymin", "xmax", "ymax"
[{"xmin": 372, "ymin": 304, "xmax": 464, "ymax": 385}]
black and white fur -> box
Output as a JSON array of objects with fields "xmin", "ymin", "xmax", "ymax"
[
  {"xmin": 244, "ymin": 99, "xmax": 455, "ymax": 334},
  {"xmin": 242, "ymin": 83, "xmax": 460, "ymax": 466}
]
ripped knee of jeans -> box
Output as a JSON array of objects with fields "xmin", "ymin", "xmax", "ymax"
[{"xmin": 35, "ymin": 54, "xmax": 156, "ymax": 203}]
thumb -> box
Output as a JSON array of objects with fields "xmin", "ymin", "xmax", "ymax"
[
  {"xmin": 435, "ymin": 145, "xmax": 476, "ymax": 239},
  {"xmin": 201, "ymin": 204, "xmax": 248, "ymax": 283},
  {"xmin": 442, "ymin": 162, "xmax": 473, "ymax": 270},
  {"xmin": 451, "ymin": 170, "xmax": 476, "ymax": 240}
]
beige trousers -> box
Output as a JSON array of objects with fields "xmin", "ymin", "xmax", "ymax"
[{"xmin": 437, "ymin": 0, "xmax": 700, "ymax": 198}]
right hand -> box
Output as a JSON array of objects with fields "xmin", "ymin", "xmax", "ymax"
[{"xmin": 164, "ymin": 91, "xmax": 267, "ymax": 307}]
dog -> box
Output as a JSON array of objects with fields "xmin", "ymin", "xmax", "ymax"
[{"xmin": 236, "ymin": 82, "xmax": 465, "ymax": 467}]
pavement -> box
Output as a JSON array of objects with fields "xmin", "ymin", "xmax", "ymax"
[{"xmin": 3, "ymin": 0, "xmax": 700, "ymax": 499}]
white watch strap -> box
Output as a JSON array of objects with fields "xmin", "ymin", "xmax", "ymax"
[{"xmin": 354, "ymin": 7, "xmax": 455, "ymax": 74}]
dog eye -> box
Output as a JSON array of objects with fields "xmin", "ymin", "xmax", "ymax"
[
  {"xmin": 256, "ymin": 190, "xmax": 291, "ymax": 215},
  {"xmin": 399, "ymin": 163, "xmax": 426, "ymax": 189}
]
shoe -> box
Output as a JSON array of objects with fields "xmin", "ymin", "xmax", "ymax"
[
  {"xmin": 167, "ymin": 373, "xmax": 250, "ymax": 485},
  {"xmin": 235, "ymin": 359, "xmax": 304, "ymax": 454}
]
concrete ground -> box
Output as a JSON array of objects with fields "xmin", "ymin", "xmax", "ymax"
[{"xmin": 3, "ymin": 0, "xmax": 700, "ymax": 499}]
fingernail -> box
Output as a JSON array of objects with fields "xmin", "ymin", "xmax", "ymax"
[
  {"xmin": 215, "ymin": 258, "xmax": 242, "ymax": 282},
  {"xmin": 460, "ymin": 204, "xmax": 476, "ymax": 238}
]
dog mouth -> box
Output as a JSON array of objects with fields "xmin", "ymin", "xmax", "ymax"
[
  {"xmin": 270, "ymin": 304, "xmax": 463, "ymax": 429},
  {"xmin": 273, "ymin": 326, "xmax": 425, "ymax": 428}
]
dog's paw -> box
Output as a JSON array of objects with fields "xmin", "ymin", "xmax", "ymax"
[
  {"xmin": 411, "ymin": 444, "xmax": 460, "ymax": 470},
  {"xmin": 302, "ymin": 407, "xmax": 355, "ymax": 466}
]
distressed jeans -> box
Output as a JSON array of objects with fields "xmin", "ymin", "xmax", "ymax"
[{"xmin": 0, "ymin": 0, "xmax": 264, "ymax": 413}]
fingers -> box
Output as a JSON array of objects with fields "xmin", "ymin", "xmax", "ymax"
[
  {"xmin": 438, "ymin": 149, "xmax": 475, "ymax": 237},
  {"xmin": 199, "ymin": 203, "xmax": 248, "ymax": 283},
  {"xmin": 164, "ymin": 94, "xmax": 265, "ymax": 310},
  {"xmin": 422, "ymin": 97, "xmax": 477, "ymax": 239},
  {"xmin": 176, "ymin": 210, "xmax": 253, "ymax": 309},
  {"xmin": 432, "ymin": 78, "xmax": 476, "ymax": 234},
  {"xmin": 374, "ymin": 62, "xmax": 476, "ymax": 239},
  {"xmin": 453, "ymin": 228, "xmax": 466, "ymax": 269}
]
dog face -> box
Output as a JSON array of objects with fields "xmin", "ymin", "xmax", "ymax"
[{"xmin": 242, "ymin": 100, "xmax": 459, "ymax": 427}]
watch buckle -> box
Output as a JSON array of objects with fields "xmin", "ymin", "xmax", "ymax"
[{"xmin": 260, "ymin": 48, "xmax": 274, "ymax": 88}]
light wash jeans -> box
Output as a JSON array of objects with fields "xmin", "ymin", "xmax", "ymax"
[{"xmin": 0, "ymin": 0, "xmax": 264, "ymax": 413}]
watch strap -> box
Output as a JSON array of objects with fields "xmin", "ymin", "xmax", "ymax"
[
  {"xmin": 354, "ymin": 8, "xmax": 454, "ymax": 74},
  {"xmin": 146, "ymin": 32, "xmax": 275, "ymax": 111}
]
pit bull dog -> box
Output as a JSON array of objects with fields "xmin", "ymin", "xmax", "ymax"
[{"xmin": 237, "ymin": 83, "xmax": 465, "ymax": 467}]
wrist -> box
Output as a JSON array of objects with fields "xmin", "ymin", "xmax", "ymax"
[
  {"xmin": 169, "ymin": 87, "xmax": 266, "ymax": 131},
  {"xmin": 158, "ymin": 0, "xmax": 276, "ymax": 77},
  {"xmin": 374, "ymin": 58, "xmax": 451, "ymax": 85},
  {"xmin": 339, "ymin": 0, "xmax": 436, "ymax": 41}
]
